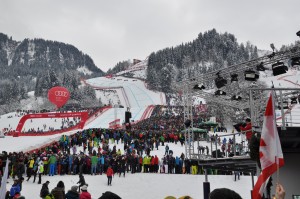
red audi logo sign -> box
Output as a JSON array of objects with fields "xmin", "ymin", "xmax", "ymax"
[{"xmin": 55, "ymin": 91, "xmax": 69, "ymax": 97}]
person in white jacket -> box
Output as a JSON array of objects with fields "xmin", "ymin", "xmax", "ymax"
[{"xmin": 37, "ymin": 160, "xmax": 44, "ymax": 184}]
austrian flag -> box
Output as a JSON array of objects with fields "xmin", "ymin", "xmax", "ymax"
[{"xmin": 252, "ymin": 93, "xmax": 284, "ymax": 199}]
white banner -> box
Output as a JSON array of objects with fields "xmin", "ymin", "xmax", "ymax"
[{"xmin": 0, "ymin": 159, "xmax": 9, "ymax": 198}]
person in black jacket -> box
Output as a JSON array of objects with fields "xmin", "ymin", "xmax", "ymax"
[
  {"xmin": 73, "ymin": 156, "xmax": 79, "ymax": 175},
  {"xmin": 65, "ymin": 186, "xmax": 79, "ymax": 199},
  {"xmin": 77, "ymin": 173, "xmax": 86, "ymax": 192},
  {"xmin": 40, "ymin": 181, "xmax": 50, "ymax": 198}
]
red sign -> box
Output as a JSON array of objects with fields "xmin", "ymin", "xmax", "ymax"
[
  {"xmin": 48, "ymin": 86, "xmax": 70, "ymax": 108},
  {"xmin": 14, "ymin": 112, "xmax": 89, "ymax": 136},
  {"xmin": 109, "ymin": 119, "xmax": 121, "ymax": 129}
]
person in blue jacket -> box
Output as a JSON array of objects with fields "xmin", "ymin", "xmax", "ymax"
[
  {"xmin": 175, "ymin": 156, "xmax": 180, "ymax": 174},
  {"xmin": 98, "ymin": 155, "xmax": 105, "ymax": 175},
  {"xmin": 10, "ymin": 179, "xmax": 21, "ymax": 198},
  {"xmin": 68, "ymin": 155, "xmax": 73, "ymax": 175}
]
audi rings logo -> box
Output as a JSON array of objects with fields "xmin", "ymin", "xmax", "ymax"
[{"xmin": 55, "ymin": 91, "xmax": 69, "ymax": 97}]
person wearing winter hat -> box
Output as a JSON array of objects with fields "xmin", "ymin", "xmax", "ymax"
[
  {"xmin": 79, "ymin": 185, "xmax": 91, "ymax": 199},
  {"xmin": 65, "ymin": 185, "xmax": 79, "ymax": 199}
]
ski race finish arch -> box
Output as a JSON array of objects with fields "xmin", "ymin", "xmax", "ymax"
[{"xmin": 14, "ymin": 112, "xmax": 89, "ymax": 136}]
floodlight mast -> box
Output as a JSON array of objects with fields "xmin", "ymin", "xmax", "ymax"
[{"xmin": 183, "ymin": 82, "xmax": 195, "ymax": 159}]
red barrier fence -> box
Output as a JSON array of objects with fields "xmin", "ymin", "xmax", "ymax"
[
  {"xmin": 13, "ymin": 112, "xmax": 89, "ymax": 137},
  {"xmin": 109, "ymin": 119, "xmax": 121, "ymax": 129}
]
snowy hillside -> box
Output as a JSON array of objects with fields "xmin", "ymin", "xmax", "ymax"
[{"xmin": 116, "ymin": 59, "xmax": 147, "ymax": 79}]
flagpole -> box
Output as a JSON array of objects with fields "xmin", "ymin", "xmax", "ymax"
[
  {"xmin": 271, "ymin": 90, "xmax": 280, "ymax": 198},
  {"xmin": 0, "ymin": 159, "xmax": 9, "ymax": 199}
]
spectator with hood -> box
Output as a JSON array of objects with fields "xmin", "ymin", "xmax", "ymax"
[
  {"xmin": 51, "ymin": 181, "xmax": 65, "ymax": 199},
  {"xmin": 66, "ymin": 185, "xmax": 79, "ymax": 199}
]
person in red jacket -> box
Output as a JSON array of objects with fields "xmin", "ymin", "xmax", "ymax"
[
  {"xmin": 239, "ymin": 118, "xmax": 253, "ymax": 142},
  {"xmin": 79, "ymin": 185, "xmax": 91, "ymax": 199},
  {"xmin": 106, "ymin": 166, "xmax": 114, "ymax": 186},
  {"xmin": 153, "ymin": 155, "xmax": 159, "ymax": 173}
]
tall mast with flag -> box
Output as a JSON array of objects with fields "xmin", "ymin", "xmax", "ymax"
[
  {"xmin": 0, "ymin": 159, "xmax": 9, "ymax": 198},
  {"xmin": 252, "ymin": 92, "xmax": 285, "ymax": 199}
]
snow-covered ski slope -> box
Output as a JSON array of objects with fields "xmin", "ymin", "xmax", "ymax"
[
  {"xmin": 86, "ymin": 76, "xmax": 164, "ymax": 107},
  {"xmin": 83, "ymin": 75, "xmax": 165, "ymax": 128},
  {"xmin": 259, "ymin": 69, "xmax": 300, "ymax": 126}
]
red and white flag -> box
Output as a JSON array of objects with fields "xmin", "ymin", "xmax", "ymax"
[{"xmin": 252, "ymin": 92, "xmax": 284, "ymax": 199}]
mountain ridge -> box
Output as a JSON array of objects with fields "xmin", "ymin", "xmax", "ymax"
[{"xmin": 0, "ymin": 32, "xmax": 105, "ymax": 77}]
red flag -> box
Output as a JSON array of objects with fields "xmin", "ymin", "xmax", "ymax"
[{"xmin": 252, "ymin": 93, "xmax": 284, "ymax": 199}]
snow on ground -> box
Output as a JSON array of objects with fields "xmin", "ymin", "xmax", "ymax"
[
  {"xmin": 131, "ymin": 69, "xmax": 146, "ymax": 79},
  {"xmin": 0, "ymin": 130, "xmax": 77, "ymax": 152},
  {"xmin": 77, "ymin": 66, "xmax": 93, "ymax": 75},
  {"xmin": 9, "ymin": 172, "xmax": 253, "ymax": 199},
  {"xmin": 1, "ymin": 136, "xmax": 253, "ymax": 199},
  {"xmin": 95, "ymin": 89, "xmax": 120, "ymax": 106},
  {"xmin": 0, "ymin": 113, "xmax": 249, "ymax": 198}
]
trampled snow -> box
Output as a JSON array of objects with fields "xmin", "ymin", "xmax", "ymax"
[
  {"xmin": 7, "ymin": 171, "xmax": 253, "ymax": 199},
  {"xmin": 0, "ymin": 135, "xmax": 254, "ymax": 199}
]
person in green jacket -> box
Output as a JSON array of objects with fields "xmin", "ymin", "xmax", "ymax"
[
  {"xmin": 48, "ymin": 154, "xmax": 57, "ymax": 176},
  {"xmin": 91, "ymin": 155, "xmax": 98, "ymax": 175},
  {"xmin": 160, "ymin": 135, "xmax": 165, "ymax": 146}
]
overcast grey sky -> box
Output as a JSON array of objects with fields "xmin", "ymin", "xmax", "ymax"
[{"xmin": 1, "ymin": 0, "xmax": 299, "ymax": 72}]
